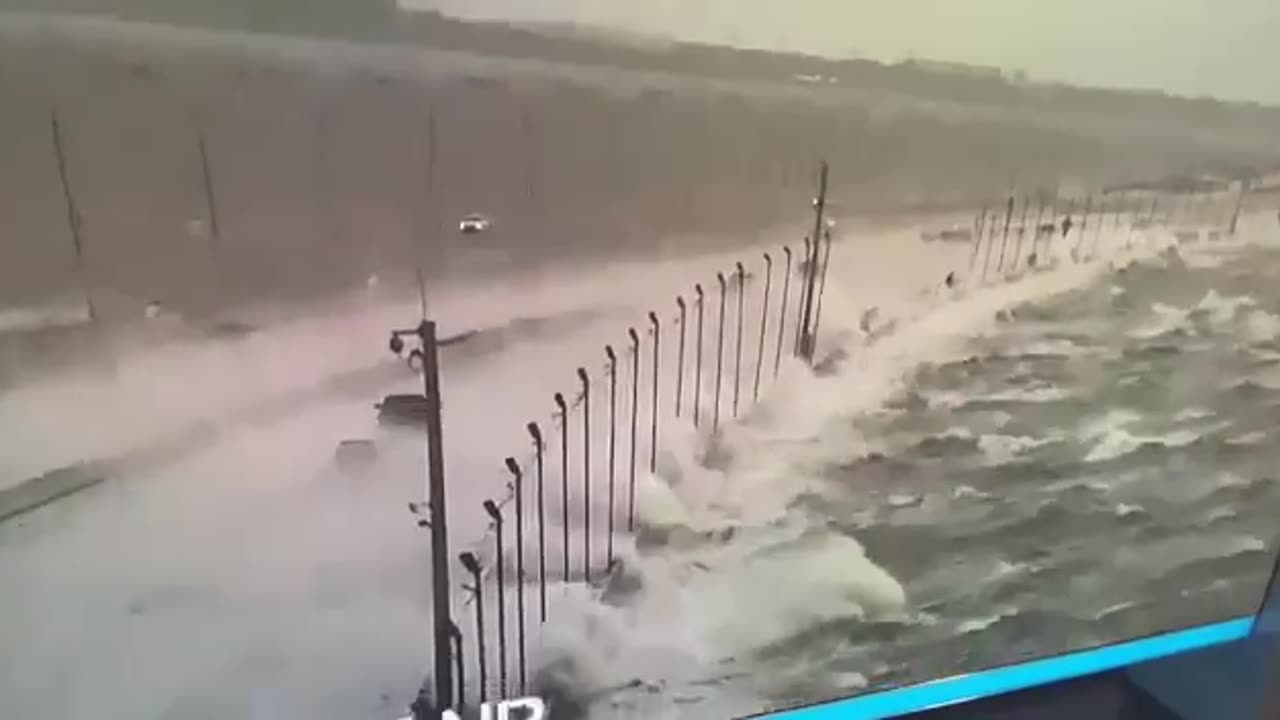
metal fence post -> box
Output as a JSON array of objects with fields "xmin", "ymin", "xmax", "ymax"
[
  {"xmin": 970, "ymin": 205, "xmax": 987, "ymax": 273},
  {"xmin": 482, "ymin": 500, "xmax": 507, "ymax": 698},
  {"xmin": 525, "ymin": 422, "xmax": 547, "ymax": 622},
  {"xmin": 798, "ymin": 161, "xmax": 829, "ymax": 362},
  {"xmin": 1012, "ymin": 195, "xmax": 1030, "ymax": 268},
  {"xmin": 675, "ymin": 297, "xmax": 686, "ymax": 419},
  {"xmin": 733, "ymin": 262, "xmax": 746, "ymax": 418},
  {"xmin": 1092, "ymin": 197, "xmax": 1106, "ymax": 257},
  {"xmin": 1076, "ymin": 195, "xmax": 1092, "ymax": 257},
  {"xmin": 693, "ymin": 286, "xmax": 704, "ymax": 427},
  {"xmin": 648, "ymin": 311, "xmax": 660, "ymax": 474},
  {"xmin": 811, "ymin": 228, "xmax": 834, "ymax": 351},
  {"xmin": 982, "ymin": 209, "xmax": 998, "ymax": 279},
  {"xmin": 794, "ymin": 236, "xmax": 810, "ymax": 354},
  {"xmin": 576, "ymin": 368, "xmax": 591, "ymax": 583},
  {"xmin": 754, "ymin": 253, "xmax": 772, "ymax": 402},
  {"xmin": 459, "ymin": 553, "xmax": 486, "ymax": 704},
  {"xmin": 714, "ymin": 272, "xmax": 728, "ymax": 432},
  {"xmin": 449, "ymin": 621, "xmax": 465, "ymax": 709},
  {"xmin": 1029, "ymin": 193, "xmax": 1046, "ymax": 260},
  {"xmin": 1230, "ymin": 178, "xmax": 1247, "ymax": 236},
  {"xmin": 627, "ymin": 328, "xmax": 640, "ymax": 532},
  {"xmin": 503, "ymin": 458, "xmax": 527, "ymax": 694},
  {"xmin": 553, "ymin": 393, "xmax": 569, "ymax": 582},
  {"xmin": 996, "ymin": 194, "xmax": 1014, "ymax": 273},
  {"xmin": 604, "ymin": 345, "xmax": 618, "ymax": 565},
  {"xmin": 776, "ymin": 247, "xmax": 792, "ymax": 377}
]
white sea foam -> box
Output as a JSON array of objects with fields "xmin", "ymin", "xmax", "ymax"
[
  {"xmin": 1078, "ymin": 409, "xmax": 1142, "ymax": 441},
  {"xmin": 888, "ymin": 493, "xmax": 924, "ymax": 508},
  {"xmin": 1230, "ymin": 536, "xmax": 1266, "ymax": 554},
  {"xmin": 977, "ymin": 433, "xmax": 1057, "ymax": 465},
  {"xmin": 1203, "ymin": 507, "xmax": 1238, "ymax": 525},
  {"xmin": 1021, "ymin": 338, "xmax": 1089, "ymax": 357},
  {"xmin": 1173, "ymin": 407, "xmax": 1214, "ymax": 423},
  {"xmin": 1226, "ymin": 430, "xmax": 1267, "ymax": 446},
  {"xmin": 973, "ymin": 386, "xmax": 1075, "ymax": 404},
  {"xmin": 1245, "ymin": 310, "xmax": 1280, "ymax": 342},
  {"xmin": 1084, "ymin": 427, "xmax": 1202, "ymax": 463},
  {"xmin": 1130, "ymin": 302, "xmax": 1189, "ymax": 340},
  {"xmin": 1194, "ymin": 289, "xmax": 1255, "ymax": 326},
  {"xmin": 1114, "ymin": 503, "xmax": 1146, "ymax": 518},
  {"xmin": 1092, "ymin": 600, "xmax": 1137, "ymax": 621},
  {"xmin": 1247, "ymin": 364, "xmax": 1280, "ymax": 391},
  {"xmin": 955, "ymin": 605, "xmax": 1019, "ymax": 634},
  {"xmin": 951, "ymin": 484, "xmax": 992, "ymax": 500}
]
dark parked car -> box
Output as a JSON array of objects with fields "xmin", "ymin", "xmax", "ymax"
[
  {"xmin": 334, "ymin": 439, "xmax": 377, "ymax": 475},
  {"xmin": 376, "ymin": 393, "xmax": 432, "ymax": 428}
]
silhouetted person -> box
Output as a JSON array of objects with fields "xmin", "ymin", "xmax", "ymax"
[
  {"xmin": 944, "ymin": 271, "xmax": 956, "ymax": 289},
  {"xmin": 1061, "ymin": 216, "xmax": 1073, "ymax": 237},
  {"xmin": 409, "ymin": 682, "xmax": 441, "ymax": 720}
]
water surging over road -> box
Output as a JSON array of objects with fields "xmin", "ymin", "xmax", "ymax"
[{"xmin": 537, "ymin": 239, "xmax": 1280, "ymax": 719}]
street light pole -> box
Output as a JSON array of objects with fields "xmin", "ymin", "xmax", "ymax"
[{"xmin": 390, "ymin": 319, "xmax": 453, "ymax": 712}]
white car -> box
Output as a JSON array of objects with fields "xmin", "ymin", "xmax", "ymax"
[{"xmin": 459, "ymin": 213, "xmax": 492, "ymax": 234}]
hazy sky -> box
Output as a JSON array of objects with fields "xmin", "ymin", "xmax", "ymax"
[{"xmin": 405, "ymin": 0, "xmax": 1280, "ymax": 104}]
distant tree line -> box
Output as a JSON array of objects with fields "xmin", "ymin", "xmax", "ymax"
[{"xmin": 5, "ymin": 0, "xmax": 1280, "ymax": 142}]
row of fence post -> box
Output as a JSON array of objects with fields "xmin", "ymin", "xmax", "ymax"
[
  {"xmin": 438, "ymin": 192, "xmax": 835, "ymax": 708},
  {"xmin": 969, "ymin": 186, "xmax": 1241, "ymax": 281}
]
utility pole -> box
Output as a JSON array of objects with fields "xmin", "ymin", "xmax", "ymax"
[
  {"xmin": 49, "ymin": 108, "xmax": 96, "ymax": 323},
  {"xmin": 970, "ymin": 204, "xmax": 987, "ymax": 273},
  {"xmin": 196, "ymin": 127, "xmax": 221, "ymax": 259},
  {"xmin": 1229, "ymin": 177, "xmax": 1249, "ymax": 236},
  {"xmin": 996, "ymin": 193, "xmax": 1014, "ymax": 272},
  {"xmin": 1012, "ymin": 194, "xmax": 1030, "ymax": 268},
  {"xmin": 797, "ymin": 161, "xmax": 828, "ymax": 363},
  {"xmin": 1030, "ymin": 192, "xmax": 1046, "ymax": 260},
  {"xmin": 391, "ymin": 320, "xmax": 453, "ymax": 712},
  {"xmin": 422, "ymin": 108, "xmax": 438, "ymax": 281},
  {"xmin": 1076, "ymin": 195, "xmax": 1093, "ymax": 257},
  {"xmin": 394, "ymin": 105, "xmax": 453, "ymax": 714},
  {"xmin": 194, "ymin": 123, "xmax": 224, "ymax": 314}
]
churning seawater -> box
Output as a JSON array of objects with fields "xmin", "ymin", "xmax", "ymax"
[{"xmin": 535, "ymin": 239, "xmax": 1280, "ymax": 719}]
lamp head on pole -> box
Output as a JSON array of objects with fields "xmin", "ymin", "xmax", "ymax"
[{"xmin": 459, "ymin": 552, "xmax": 481, "ymax": 576}]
